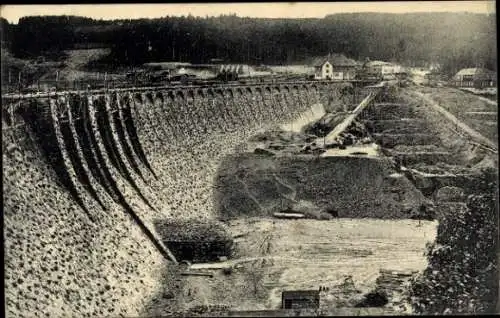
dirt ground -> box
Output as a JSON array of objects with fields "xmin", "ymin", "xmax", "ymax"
[
  {"xmin": 143, "ymin": 84, "xmax": 495, "ymax": 317},
  {"xmin": 214, "ymin": 154, "xmax": 429, "ymax": 219},
  {"xmin": 55, "ymin": 49, "xmax": 116, "ymax": 81},
  {"xmin": 5, "ymin": 48, "xmax": 119, "ymax": 86},
  {"xmin": 152, "ymin": 218, "xmax": 436, "ymax": 314}
]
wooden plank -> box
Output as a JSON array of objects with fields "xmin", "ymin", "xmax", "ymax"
[
  {"xmin": 273, "ymin": 212, "xmax": 306, "ymax": 219},
  {"xmin": 321, "ymin": 91, "xmax": 380, "ymax": 146},
  {"xmin": 181, "ymin": 271, "xmax": 214, "ymax": 277}
]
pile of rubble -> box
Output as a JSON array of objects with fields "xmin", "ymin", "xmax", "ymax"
[
  {"xmin": 300, "ymin": 118, "xmax": 373, "ymax": 155},
  {"xmin": 326, "ymin": 119, "xmax": 373, "ymax": 147},
  {"xmin": 302, "ymin": 112, "xmax": 347, "ymax": 137},
  {"xmin": 248, "ymin": 111, "xmax": 374, "ymax": 157},
  {"xmin": 248, "ymin": 129, "xmax": 319, "ymax": 156},
  {"xmin": 318, "ymin": 276, "xmax": 365, "ymax": 310}
]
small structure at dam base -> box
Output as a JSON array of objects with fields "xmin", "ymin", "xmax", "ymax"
[
  {"xmin": 281, "ymin": 290, "xmax": 321, "ymax": 309},
  {"xmin": 155, "ymin": 219, "xmax": 234, "ymax": 263}
]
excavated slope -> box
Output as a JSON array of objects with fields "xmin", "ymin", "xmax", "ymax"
[{"xmin": 214, "ymin": 154, "xmax": 428, "ymax": 219}]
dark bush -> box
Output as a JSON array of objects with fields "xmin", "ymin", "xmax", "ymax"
[
  {"xmin": 222, "ymin": 267, "xmax": 233, "ymax": 276},
  {"xmin": 409, "ymin": 168, "xmax": 498, "ymax": 314},
  {"xmin": 355, "ymin": 290, "xmax": 389, "ymax": 307}
]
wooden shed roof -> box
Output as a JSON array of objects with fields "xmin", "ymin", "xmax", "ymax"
[{"xmin": 282, "ymin": 290, "xmax": 320, "ymax": 298}]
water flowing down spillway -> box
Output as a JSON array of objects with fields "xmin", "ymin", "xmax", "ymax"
[
  {"xmin": 280, "ymin": 102, "xmax": 326, "ymax": 133},
  {"xmin": 4, "ymin": 82, "xmax": 364, "ymax": 316}
]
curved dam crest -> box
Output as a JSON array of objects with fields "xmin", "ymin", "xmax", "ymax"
[{"xmin": 3, "ymin": 82, "xmax": 360, "ymax": 316}]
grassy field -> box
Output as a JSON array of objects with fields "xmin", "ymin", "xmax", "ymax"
[
  {"xmin": 54, "ymin": 48, "xmax": 117, "ymax": 81},
  {"xmin": 2, "ymin": 48, "xmax": 118, "ymax": 91},
  {"xmin": 413, "ymin": 87, "xmax": 498, "ymax": 144}
]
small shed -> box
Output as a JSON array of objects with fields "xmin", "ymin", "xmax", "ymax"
[
  {"xmin": 452, "ymin": 68, "xmax": 496, "ymax": 88},
  {"xmin": 281, "ymin": 290, "xmax": 320, "ymax": 309}
]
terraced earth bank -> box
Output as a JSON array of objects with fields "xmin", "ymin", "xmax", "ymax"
[
  {"xmin": 215, "ymin": 154, "xmax": 429, "ymax": 219},
  {"xmin": 3, "ymin": 82, "xmax": 363, "ymax": 317}
]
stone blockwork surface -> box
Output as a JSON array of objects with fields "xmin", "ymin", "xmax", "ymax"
[
  {"xmin": 3, "ymin": 116, "xmax": 167, "ymax": 317},
  {"xmin": 3, "ymin": 82, "xmax": 353, "ymax": 316}
]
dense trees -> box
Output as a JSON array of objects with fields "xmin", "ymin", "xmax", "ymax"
[{"xmin": 2, "ymin": 12, "xmax": 497, "ymax": 75}]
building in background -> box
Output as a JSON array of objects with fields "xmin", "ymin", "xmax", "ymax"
[
  {"xmin": 363, "ymin": 60, "xmax": 406, "ymax": 80},
  {"xmin": 329, "ymin": 53, "xmax": 360, "ymax": 80},
  {"xmin": 312, "ymin": 53, "xmax": 360, "ymax": 80},
  {"xmin": 452, "ymin": 68, "xmax": 497, "ymax": 88},
  {"xmin": 217, "ymin": 64, "xmax": 252, "ymax": 80},
  {"xmin": 313, "ymin": 58, "xmax": 334, "ymax": 80}
]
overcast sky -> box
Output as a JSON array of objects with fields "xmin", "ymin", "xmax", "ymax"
[{"xmin": 1, "ymin": 2, "xmax": 496, "ymax": 23}]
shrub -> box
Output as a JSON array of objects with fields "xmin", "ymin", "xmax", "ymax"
[
  {"xmin": 222, "ymin": 266, "xmax": 233, "ymax": 276},
  {"xmin": 408, "ymin": 168, "xmax": 498, "ymax": 314}
]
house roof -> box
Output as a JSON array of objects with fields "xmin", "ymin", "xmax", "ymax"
[
  {"xmin": 455, "ymin": 68, "xmax": 495, "ymax": 77},
  {"xmin": 218, "ymin": 64, "xmax": 252, "ymax": 74},
  {"xmin": 311, "ymin": 54, "xmax": 360, "ymax": 67},
  {"xmin": 282, "ymin": 290, "xmax": 320, "ymax": 298},
  {"xmin": 312, "ymin": 57, "xmax": 330, "ymax": 67},
  {"xmin": 365, "ymin": 60, "xmax": 393, "ymax": 67}
]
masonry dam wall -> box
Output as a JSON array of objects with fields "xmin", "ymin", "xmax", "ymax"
[{"xmin": 3, "ymin": 82, "xmax": 366, "ymax": 317}]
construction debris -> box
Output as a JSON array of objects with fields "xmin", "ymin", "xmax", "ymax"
[
  {"xmin": 181, "ymin": 271, "xmax": 214, "ymax": 278},
  {"xmin": 273, "ymin": 212, "xmax": 306, "ymax": 219}
]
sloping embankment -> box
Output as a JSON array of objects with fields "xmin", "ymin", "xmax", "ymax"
[
  {"xmin": 371, "ymin": 85, "xmax": 499, "ymax": 315},
  {"xmin": 214, "ymin": 154, "xmax": 429, "ymax": 219}
]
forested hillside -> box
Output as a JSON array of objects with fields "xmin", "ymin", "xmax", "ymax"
[{"xmin": 1, "ymin": 12, "xmax": 496, "ymax": 75}]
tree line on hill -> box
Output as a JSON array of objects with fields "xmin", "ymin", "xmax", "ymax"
[{"xmin": 0, "ymin": 12, "xmax": 497, "ymax": 76}]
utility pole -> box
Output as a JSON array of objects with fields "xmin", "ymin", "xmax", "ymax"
[
  {"xmin": 172, "ymin": 39, "xmax": 176, "ymax": 60},
  {"xmin": 323, "ymin": 116, "xmax": 326, "ymax": 148}
]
